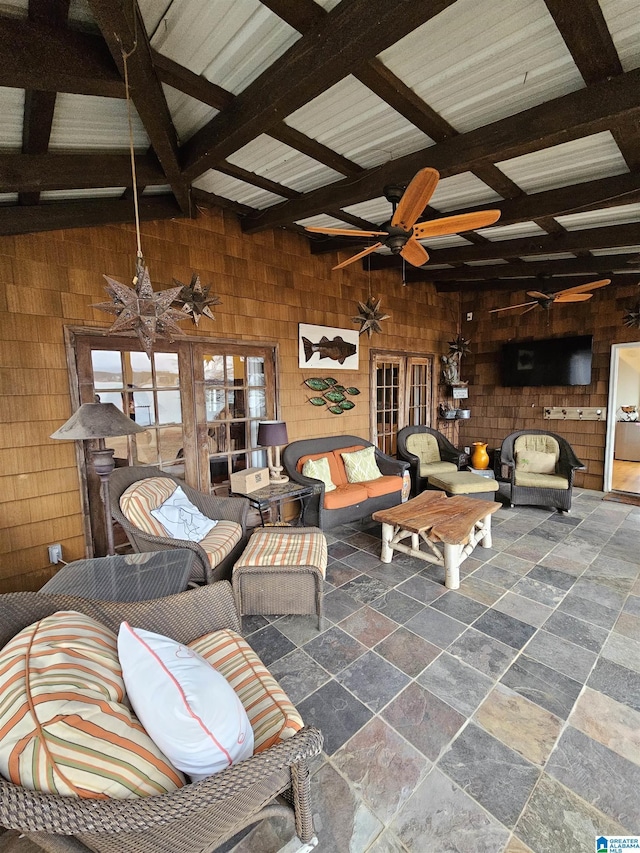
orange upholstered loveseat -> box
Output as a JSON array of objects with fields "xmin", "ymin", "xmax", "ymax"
[{"xmin": 282, "ymin": 435, "xmax": 409, "ymax": 529}]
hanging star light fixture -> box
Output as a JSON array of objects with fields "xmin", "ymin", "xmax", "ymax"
[
  {"xmin": 173, "ymin": 273, "xmax": 222, "ymax": 326},
  {"xmin": 623, "ymin": 301, "xmax": 640, "ymax": 329},
  {"xmin": 352, "ymin": 296, "xmax": 390, "ymax": 337},
  {"xmin": 93, "ymin": 35, "xmax": 186, "ymax": 358}
]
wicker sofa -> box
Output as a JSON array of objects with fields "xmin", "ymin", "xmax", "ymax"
[
  {"xmin": 282, "ymin": 435, "xmax": 409, "ymax": 529},
  {"xmin": 0, "ymin": 584, "xmax": 323, "ymax": 853}
]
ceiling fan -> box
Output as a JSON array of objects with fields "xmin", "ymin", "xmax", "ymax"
[
  {"xmin": 304, "ymin": 167, "xmax": 501, "ymax": 270},
  {"xmin": 489, "ymin": 279, "xmax": 611, "ymax": 315}
]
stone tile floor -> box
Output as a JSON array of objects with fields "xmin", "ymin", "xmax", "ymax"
[{"xmin": 2, "ymin": 486, "xmax": 639, "ymax": 853}]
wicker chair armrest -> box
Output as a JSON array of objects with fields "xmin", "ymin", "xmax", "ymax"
[
  {"xmin": 0, "ymin": 727, "xmax": 323, "ymax": 835},
  {"xmin": 374, "ymin": 450, "xmax": 409, "ymax": 477}
]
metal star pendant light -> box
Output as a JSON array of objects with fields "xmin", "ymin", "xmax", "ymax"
[
  {"xmin": 174, "ymin": 273, "xmax": 222, "ymax": 326},
  {"xmin": 352, "ymin": 258, "xmax": 390, "ymax": 337},
  {"xmin": 93, "ymin": 35, "xmax": 185, "ymax": 357}
]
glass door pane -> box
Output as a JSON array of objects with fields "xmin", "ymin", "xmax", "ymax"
[
  {"xmin": 373, "ymin": 356, "xmax": 404, "ymax": 456},
  {"xmin": 408, "ymin": 358, "xmax": 433, "ymax": 426}
]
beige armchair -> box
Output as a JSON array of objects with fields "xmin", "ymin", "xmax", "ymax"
[{"xmin": 397, "ymin": 426, "xmax": 467, "ymax": 496}]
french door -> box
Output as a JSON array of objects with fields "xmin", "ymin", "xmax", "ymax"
[
  {"xmin": 71, "ymin": 331, "xmax": 277, "ymax": 554},
  {"xmin": 371, "ymin": 352, "xmax": 435, "ymax": 455}
]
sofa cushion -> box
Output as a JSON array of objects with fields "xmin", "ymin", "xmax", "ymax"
[
  {"xmin": 189, "ymin": 629, "xmax": 304, "ymax": 753},
  {"xmin": 341, "ymin": 446, "xmax": 382, "ymax": 483},
  {"xmin": 360, "ymin": 475, "xmax": 404, "ymax": 498},
  {"xmin": 323, "ymin": 483, "xmax": 369, "ymax": 509},
  {"xmin": 118, "ymin": 624, "xmax": 253, "ymax": 783},
  {"xmin": 298, "ymin": 451, "xmax": 346, "ymax": 488},
  {"xmin": 419, "ymin": 460, "xmax": 458, "ymax": 477},
  {"xmin": 514, "ymin": 471, "xmax": 569, "ymax": 489},
  {"xmin": 515, "ymin": 449, "xmax": 557, "ymax": 475},
  {"xmin": 199, "ymin": 521, "xmax": 244, "ymax": 570},
  {"xmin": 0, "ymin": 611, "xmax": 184, "ymax": 799},
  {"xmin": 406, "ymin": 433, "xmax": 441, "ymax": 465},
  {"xmin": 120, "ymin": 477, "xmax": 178, "ymax": 537},
  {"xmin": 302, "ymin": 455, "xmax": 336, "ymax": 492},
  {"xmin": 150, "ymin": 485, "xmax": 218, "ymax": 540}
]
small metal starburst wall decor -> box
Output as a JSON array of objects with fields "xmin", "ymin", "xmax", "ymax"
[
  {"xmin": 352, "ymin": 295, "xmax": 390, "ymax": 337},
  {"xmin": 173, "ymin": 273, "xmax": 222, "ymax": 326},
  {"xmin": 448, "ymin": 334, "xmax": 472, "ymax": 358},
  {"xmin": 93, "ymin": 259, "xmax": 186, "ymax": 357},
  {"xmin": 623, "ymin": 301, "xmax": 640, "ymax": 329}
]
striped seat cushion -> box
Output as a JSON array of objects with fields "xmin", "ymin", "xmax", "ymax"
[
  {"xmin": 189, "ymin": 629, "xmax": 303, "ymax": 753},
  {"xmin": 0, "ymin": 611, "xmax": 184, "ymax": 799},
  {"xmin": 120, "ymin": 477, "xmax": 178, "ymax": 537},
  {"xmin": 235, "ymin": 529, "xmax": 327, "ymax": 578},
  {"xmin": 199, "ymin": 521, "xmax": 244, "ymax": 570}
]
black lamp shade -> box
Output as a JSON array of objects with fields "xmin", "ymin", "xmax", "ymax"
[{"xmin": 257, "ymin": 420, "xmax": 288, "ymax": 447}]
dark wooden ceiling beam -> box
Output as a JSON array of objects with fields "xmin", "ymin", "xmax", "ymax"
[
  {"xmin": 216, "ymin": 163, "xmax": 301, "ymax": 200},
  {"xmin": 417, "ymin": 254, "xmax": 640, "ymax": 281},
  {"xmin": 87, "ymin": 0, "xmax": 190, "ymax": 213},
  {"xmin": 191, "ymin": 187, "xmax": 256, "ymax": 217},
  {"xmin": 0, "ymin": 153, "xmax": 166, "ymax": 193},
  {"xmin": 243, "ymin": 68, "xmax": 640, "ymax": 232},
  {"xmin": 0, "ymin": 14, "xmax": 123, "ymax": 97},
  {"xmin": 151, "ymin": 50, "xmax": 233, "ymax": 111},
  {"xmin": 543, "ymin": 0, "xmax": 623, "ymax": 84},
  {"xmin": 0, "ymin": 195, "xmax": 182, "ymax": 236},
  {"xmin": 181, "ymin": 0, "xmax": 457, "ymax": 179},
  {"xmin": 258, "ymin": 0, "xmax": 325, "ymax": 31},
  {"xmin": 431, "ymin": 273, "xmax": 640, "ymax": 293},
  {"xmin": 267, "ymin": 124, "xmax": 364, "ymax": 177}
]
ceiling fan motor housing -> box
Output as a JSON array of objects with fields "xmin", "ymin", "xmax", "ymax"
[{"xmin": 385, "ymin": 224, "xmax": 414, "ymax": 254}]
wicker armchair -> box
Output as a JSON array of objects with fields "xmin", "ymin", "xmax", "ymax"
[
  {"xmin": 0, "ymin": 584, "xmax": 323, "ymax": 853},
  {"xmin": 109, "ymin": 466, "xmax": 250, "ymax": 583},
  {"xmin": 397, "ymin": 426, "xmax": 467, "ymax": 496},
  {"xmin": 499, "ymin": 429, "xmax": 584, "ymax": 512}
]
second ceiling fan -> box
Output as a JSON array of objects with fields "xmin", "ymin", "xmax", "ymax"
[
  {"xmin": 490, "ymin": 279, "xmax": 611, "ymax": 315},
  {"xmin": 305, "ymin": 167, "xmax": 501, "ymax": 269}
]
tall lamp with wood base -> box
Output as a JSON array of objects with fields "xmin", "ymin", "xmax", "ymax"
[
  {"xmin": 51, "ymin": 402, "xmax": 146, "ymax": 556},
  {"xmin": 257, "ymin": 420, "xmax": 289, "ymax": 483}
]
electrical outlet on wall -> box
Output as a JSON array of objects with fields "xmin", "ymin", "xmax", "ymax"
[
  {"xmin": 48, "ymin": 544, "xmax": 62, "ymax": 564},
  {"xmin": 466, "ymin": 312, "xmax": 473, "ymax": 321}
]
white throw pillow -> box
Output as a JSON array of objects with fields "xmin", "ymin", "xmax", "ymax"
[
  {"xmin": 118, "ymin": 623, "xmax": 254, "ymax": 782},
  {"xmin": 302, "ymin": 456, "xmax": 336, "ymax": 491},
  {"xmin": 150, "ymin": 485, "xmax": 217, "ymax": 541}
]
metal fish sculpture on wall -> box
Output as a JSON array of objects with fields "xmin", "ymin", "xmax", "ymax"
[{"xmin": 302, "ymin": 335, "xmax": 357, "ymax": 364}]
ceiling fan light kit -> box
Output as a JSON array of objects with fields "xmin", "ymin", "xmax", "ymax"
[{"xmin": 305, "ymin": 168, "xmax": 501, "ymax": 272}]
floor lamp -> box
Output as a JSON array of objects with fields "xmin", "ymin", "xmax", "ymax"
[
  {"xmin": 257, "ymin": 420, "xmax": 289, "ymax": 483},
  {"xmin": 51, "ymin": 402, "xmax": 146, "ymax": 556}
]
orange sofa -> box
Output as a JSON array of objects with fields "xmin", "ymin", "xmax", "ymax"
[{"xmin": 282, "ymin": 436, "xmax": 409, "ymax": 529}]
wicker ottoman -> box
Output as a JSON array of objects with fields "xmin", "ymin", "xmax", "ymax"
[
  {"xmin": 232, "ymin": 527, "xmax": 327, "ymax": 629},
  {"xmin": 427, "ymin": 470, "xmax": 500, "ymax": 501}
]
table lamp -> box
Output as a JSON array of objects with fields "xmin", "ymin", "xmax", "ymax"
[
  {"xmin": 257, "ymin": 420, "xmax": 289, "ymax": 483},
  {"xmin": 51, "ymin": 402, "xmax": 146, "ymax": 555}
]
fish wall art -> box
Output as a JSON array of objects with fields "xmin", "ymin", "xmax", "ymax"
[{"xmin": 298, "ymin": 323, "xmax": 359, "ymax": 370}]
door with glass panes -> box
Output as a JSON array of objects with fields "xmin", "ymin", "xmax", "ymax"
[
  {"xmin": 74, "ymin": 333, "xmax": 277, "ymax": 554},
  {"xmin": 371, "ymin": 352, "xmax": 434, "ymax": 454}
]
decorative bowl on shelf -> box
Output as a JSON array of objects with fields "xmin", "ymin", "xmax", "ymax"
[
  {"xmin": 442, "ymin": 410, "xmax": 457, "ymax": 419},
  {"xmin": 456, "ymin": 409, "xmax": 471, "ymax": 419}
]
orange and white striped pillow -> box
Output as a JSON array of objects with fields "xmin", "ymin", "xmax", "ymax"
[
  {"xmin": 120, "ymin": 477, "xmax": 178, "ymax": 536},
  {"xmin": 0, "ymin": 611, "xmax": 184, "ymax": 799},
  {"xmin": 189, "ymin": 629, "xmax": 303, "ymax": 752}
]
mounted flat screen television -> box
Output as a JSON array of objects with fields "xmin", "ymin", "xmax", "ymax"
[{"xmin": 501, "ymin": 335, "xmax": 593, "ymax": 387}]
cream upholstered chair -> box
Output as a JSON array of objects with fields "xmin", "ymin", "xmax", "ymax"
[
  {"xmin": 499, "ymin": 429, "xmax": 584, "ymax": 512},
  {"xmin": 110, "ymin": 466, "xmax": 249, "ymax": 583},
  {"xmin": 0, "ymin": 584, "xmax": 323, "ymax": 853},
  {"xmin": 397, "ymin": 426, "xmax": 467, "ymax": 496}
]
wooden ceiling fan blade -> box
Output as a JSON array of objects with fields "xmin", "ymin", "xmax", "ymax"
[
  {"xmin": 413, "ymin": 209, "xmax": 501, "ymax": 239},
  {"xmin": 489, "ymin": 301, "xmax": 537, "ymax": 313},
  {"xmin": 520, "ymin": 304, "xmax": 539, "ymax": 315},
  {"xmin": 332, "ymin": 243, "xmax": 383, "ymax": 270},
  {"xmin": 554, "ymin": 293, "xmax": 593, "ymax": 302},
  {"xmin": 556, "ymin": 278, "xmax": 611, "ymax": 296},
  {"xmin": 305, "ymin": 225, "xmax": 386, "ymax": 238},
  {"xmin": 391, "ymin": 168, "xmax": 440, "ymax": 231},
  {"xmin": 400, "ymin": 238, "xmax": 429, "ymax": 267},
  {"xmin": 526, "ymin": 290, "xmax": 551, "ymax": 299}
]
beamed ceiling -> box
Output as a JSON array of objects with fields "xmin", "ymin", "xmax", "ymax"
[{"xmin": 0, "ymin": 0, "xmax": 639, "ymax": 294}]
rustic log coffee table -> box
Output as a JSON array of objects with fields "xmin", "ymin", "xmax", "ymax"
[{"xmin": 372, "ymin": 491, "xmax": 501, "ymax": 590}]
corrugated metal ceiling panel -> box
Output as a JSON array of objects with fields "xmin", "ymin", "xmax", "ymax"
[
  {"xmin": 477, "ymin": 221, "xmax": 547, "ymax": 240},
  {"xmin": 342, "ymin": 196, "xmax": 392, "ymax": 224},
  {"xmin": 0, "ymin": 87, "xmax": 23, "ymax": 148},
  {"xmin": 192, "ymin": 170, "xmax": 285, "ymax": 209},
  {"xmin": 227, "ymin": 135, "xmax": 343, "ymax": 194},
  {"xmin": 163, "ymin": 85, "xmax": 218, "ymax": 145},
  {"xmin": 556, "ymin": 203, "xmax": 640, "ymax": 231},
  {"xmin": 591, "ymin": 245, "xmax": 640, "ymax": 255},
  {"xmin": 141, "ymin": 0, "xmax": 298, "ymax": 96},
  {"xmin": 599, "ymin": 0, "xmax": 640, "ymax": 71},
  {"xmin": 496, "ymin": 131, "xmax": 629, "ymax": 193},
  {"xmin": 520, "ymin": 253, "xmax": 578, "ymax": 261},
  {"xmin": 465, "ymin": 258, "xmax": 510, "ymax": 266},
  {"xmin": 429, "ymin": 172, "xmax": 503, "ymax": 212},
  {"xmin": 296, "ymin": 214, "xmax": 358, "ymax": 229},
  {"xmin": 49, "ymin": 94, "xmax": 149, "ymax": 150},
  {"xmin": 40, "ymin": 188, "xmax": 126, "ymax": 200},
  {"xmin": 285, "ymin": 76, "xmax": 434, "ymax": 169},
  {"xmin": 378, "ymin": 0, "xmax": 584, "ymax": 134},
  {"xmin": 419, "ymin": 234, "xmax": 472, "ymax": 249}
]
